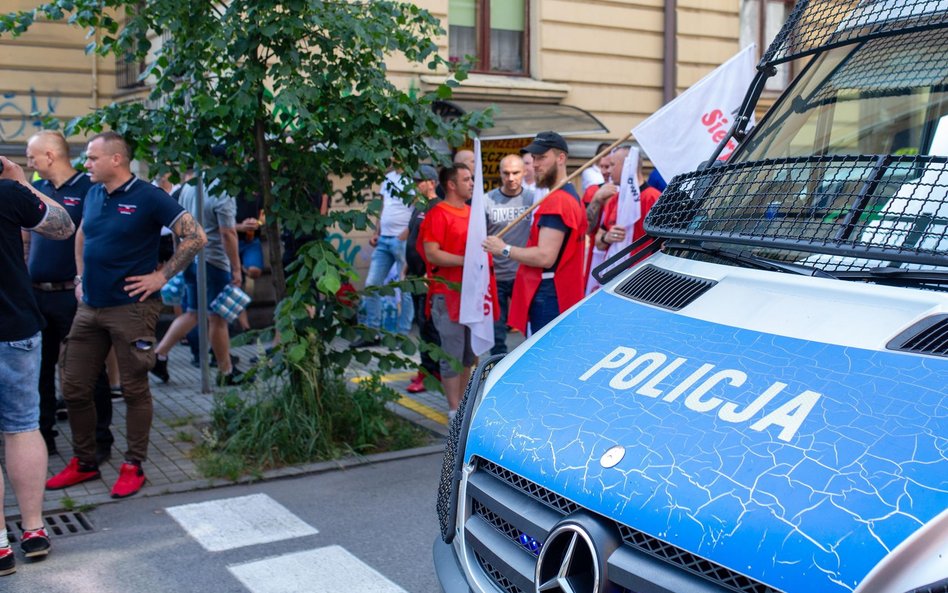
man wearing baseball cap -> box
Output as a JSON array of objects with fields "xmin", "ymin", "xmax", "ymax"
[{"xmin": 483, "ymin": 131, "xmax": 588, "ymax": 334}]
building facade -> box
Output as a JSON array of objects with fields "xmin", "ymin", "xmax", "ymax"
[
  {"xmin": 1, "ymin": 1, "xmax": 796, "ymax": 159},
  {"xmin": 0, "ymin": 0, "xmax": 794, "ymax": 292}
]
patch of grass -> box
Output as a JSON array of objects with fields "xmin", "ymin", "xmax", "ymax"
[
  {"xmin": 165, "ymin": 415, "xmax": 196, "ymax": 429},
  {"xmin": 193, "ymin": 450, "xmax": 245, "ymax": 481},
  {"xmin": 196, "ymin": 371, "xmax": 429, "ymax": 479},
  {"xmin": 176, "ymin": 430, "xmax": 195, "ymax": 443},
  {"xmin": 60, "ymin": 496, "xmax": 75, "ymax": 511},
  {"xmin": 77, "ymin": 503, "xmax": 96, "ymax": 513}
]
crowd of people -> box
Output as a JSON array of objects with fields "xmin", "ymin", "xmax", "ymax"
[
  {"xmin": 374, "ymin": 130, "xmax": 666, "ymax": 419},
  {"xmin": 0, "ymin": 128, "xmax": 665, "ymax": 575}
]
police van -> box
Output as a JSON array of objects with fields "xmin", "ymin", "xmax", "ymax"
[{"xmin": 434, "ymin": 1, "xmax": 948, "ymax": 593}]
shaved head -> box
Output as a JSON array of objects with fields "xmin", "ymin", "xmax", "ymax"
[
  {"xmin": 453, "ymin": 149, "xmax": 475, "ymax": 172},
  {"xmin": 28, "ymin": 130, "xmax": 69, "ymax": 159}
]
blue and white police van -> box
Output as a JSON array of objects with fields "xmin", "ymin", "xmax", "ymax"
[{"xmin": 434, "ymin": 2, "xmax": 948, "ymax": 592}]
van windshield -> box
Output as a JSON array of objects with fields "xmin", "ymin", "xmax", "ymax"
[
  {"xmin": 644, "ymin": 29, "xmax": 948, "ymax": 285},
  {"xmin": 739, "ymin": 30, "xmax": 948, "ymax": 161}
]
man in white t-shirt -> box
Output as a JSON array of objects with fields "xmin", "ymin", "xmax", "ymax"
[
  {"xmin": 580, "ymin": 141, "xmax": 611, "ymax": 192},
  {"xmin": 358, "ymin": 169, "xmax": 415, "ymax": 345}
]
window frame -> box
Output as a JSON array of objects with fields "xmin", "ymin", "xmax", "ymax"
[
  {"xmin": 450, "ymin": 0, "xmax": 531, "ymax": 77},
  {"xmin": 743, "ymin": 0, "xmax": 797, "ymax": 93}
]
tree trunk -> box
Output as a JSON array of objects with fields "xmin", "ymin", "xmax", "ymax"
[{"xmin": 254, "ymin": 115, "xmax": 286, "ymax": 303}]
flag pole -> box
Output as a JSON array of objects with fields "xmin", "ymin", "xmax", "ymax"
[{"xmin": 495, "ymin": 131, "xmax": 634, "ymax": 238}]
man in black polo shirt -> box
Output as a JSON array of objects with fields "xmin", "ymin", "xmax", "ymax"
[
  {"xmin": 24, "ymin": 131, "xmax": 114, "ymax": 460},
  {"xmin": 47, "ymin": 132, "xmax": 207, "ymax": 499},
  {"xmin": 0, "ymin": 155, "xmax": 76, "ymax": 573}
]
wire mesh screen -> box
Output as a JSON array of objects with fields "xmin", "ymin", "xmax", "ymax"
[
  {"xmin": 762, "ymin": 0, "xmax": 948, "ymax": 67},
  {"xmin": 645, "ymin": 155, "xmax": 948, "ymax": 270},
  {"xmin": 805, "ymin": 28, "xmax": 948, "ymax": 108}
]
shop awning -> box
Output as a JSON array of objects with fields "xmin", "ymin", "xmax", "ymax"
[{"xmin": 433, "ymin": 100, "xmax": 608, "ymax": 141}]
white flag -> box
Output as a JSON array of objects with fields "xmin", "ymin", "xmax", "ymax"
[
  {"xmin": 605, "ymin": 147, "xmax": 642, "ymax": 261},
  {"xmin": 585, "ymin": 148, "xmax": 642, "ymax": 293},
  {"xmin": 633, "ymin": 44, "xmax": 757, "ymax": 182},
  {"xmin": 460, "ymin": 138, "xmax": 495, "ymax": 356}
]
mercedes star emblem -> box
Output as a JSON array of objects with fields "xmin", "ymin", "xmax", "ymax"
[{"xmin": 535, "ymin": 523, "xmax": 600, "ymax": 593}]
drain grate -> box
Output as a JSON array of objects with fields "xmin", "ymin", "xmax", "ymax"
[{"xmin": 6, "ymin": 511, "xmax": 94, "ymax": 542}]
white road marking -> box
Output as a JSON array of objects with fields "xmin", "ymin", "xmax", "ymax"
[
  {"xmin": 165, "ymin": 493, "xmax": 318, "ymax": 552},
  {"xmin": 228, "ymin": 545, "xmax": 409, "ymax": 593}
]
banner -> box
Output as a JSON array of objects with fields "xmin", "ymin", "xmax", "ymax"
[
  {"xmin": 583, "ymin": 148, "xmax": 642, "ymax": 294},
  {"xmin": 633, "ymin": 44, "xmax": 757, "ymax": 182},
  {"xmin": 460, "ymin": 138, "xmax": 495, "ymax": 356}
]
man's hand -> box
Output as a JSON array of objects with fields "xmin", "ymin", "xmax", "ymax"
[
  {"xmin": 0, "ymin": 156, "xmax": 28, "ymax": 184},
  {"xmin": 592, "ymin": 183, "xmax": 617, "ymax": 204},
  {"xmin": 231, "ymin": 267, "xmax": 242, "ymax": 287},
  {"xmin": 369, "ymin": 233, "xmax": 380, "ymax": 247},
  {"xmin": 605, "ymin": 225, "xmax": 626, "ymax": 244},
  {"xmin": 75, "ymin": 282, "xmax": 83, "ymax": 303},
  {"xmin": 124, "ymin": 270, "xmax": 167, "ymax": 302},
  {"xmin": 235, "ymin": 217, "xmax": 261, "ymax": 233},
  {"xmin": 482, "ymin": 235, "xmax": 505, "ymax": 256}
]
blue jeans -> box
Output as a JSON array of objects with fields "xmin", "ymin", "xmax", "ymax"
[
  {"xmin": 0, "ymin": 332, "xmax": 42, "ymax": 433},
  {"xmin": 364, "ymin": 235, "xmax": 409, "ymax": 332},
  {"xmin": 528, "ymin": 279, "xmax": 560, "ymax": 335}
]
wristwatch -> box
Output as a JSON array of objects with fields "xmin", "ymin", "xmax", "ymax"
[
  {"xmin": 74, "ymin": 275, "xmax": 82, "ymax": 284},
  {"xmin": 501, "ymin": 245, "xmax": 511, "ymax": 258}
]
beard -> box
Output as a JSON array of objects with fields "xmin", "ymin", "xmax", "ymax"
[{"xmin": 537, "ymin": 165, "xmax": 558, "ymax": 189}]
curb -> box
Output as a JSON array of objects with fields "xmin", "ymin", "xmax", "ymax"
[{"xmin": 44, "ymin": 443, "xmax": 446, "ymax": 513}]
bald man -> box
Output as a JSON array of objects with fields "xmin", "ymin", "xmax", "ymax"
[
  {"xmin": 24, "ymin": 131, "xmax": 114, "ymax": 461},
  {"xmin": 453, "ymin": 149, "xmax": 475, "ymax": 174},
  {"xmin": 484, "ymin": 154, "xmax": 534, "ymax": 354},
  {"xmin": 47, "ymin": 132, "xmax": 207, "ymax": 499}
]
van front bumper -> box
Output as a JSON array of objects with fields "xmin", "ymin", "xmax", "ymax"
[{"xmin": 433, "ymin": 537, "xmax": 473, "ymax": 593}]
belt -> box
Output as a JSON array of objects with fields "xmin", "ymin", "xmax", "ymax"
[
  {"xmin": 540, "ymin": 272, "xmax": 555, "ymax": 280},
  {"xmin": 33, "ymin": 280, "xmax": 76, "ymax": 292}
]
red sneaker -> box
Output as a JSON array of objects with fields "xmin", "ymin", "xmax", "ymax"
[
  {"xmin": 20, "ymin": 527, "xmax": 50, "ymax": 558},
  {"xmin": 406, "ymin": 371, "xmax": 427, "ymax": 393},
  {"xmin": 111, "ymin": 462, "xmax": 146, "ymax": 499},
  {"xmin": 46, "ymin": 457, "xmax": 100, "ymax": 490},
  {"xmin": 0, "ymin": 546, "xmax": 14, "ymax": 576}
]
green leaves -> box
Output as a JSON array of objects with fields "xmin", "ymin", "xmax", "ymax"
[{"xmin": 1, "ymin": 0, "xmax": 491, "ymax": 442}]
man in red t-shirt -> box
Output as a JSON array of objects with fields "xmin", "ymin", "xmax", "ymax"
[
  {"xmin": 582, "ymin": 150, "xmax": 616, "ymax": 280},
  {"xmin": 596, "ymin": 148, "xmax": 662, "ymax": 252},
  {"xmin": 483, "ymin": 131, "xmax": 588, "ymax": 334},
  {"xmin": 419, "ymin": 164, "xmax": 475, "ymax": 418}
]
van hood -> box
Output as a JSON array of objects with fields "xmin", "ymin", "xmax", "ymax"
[{"xmin": 465, "ymin": 288, "xmax": 948, "ymax": 593}]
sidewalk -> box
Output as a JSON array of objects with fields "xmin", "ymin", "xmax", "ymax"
[{"xmin": 2, "ymin": 330, "xmax": 523, "ymax": 515}]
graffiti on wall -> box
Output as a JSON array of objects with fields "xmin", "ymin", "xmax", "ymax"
[
  {"xmin": 326, "ymin": 232, "xmax": 363, "ymax": 266},
  {"xmin": 0, "ymin": 88, "xmax": 61, "ymax": 141}
]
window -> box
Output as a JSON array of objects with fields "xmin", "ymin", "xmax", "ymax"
[
  {"xmin": 448, "ymin": 0, "xmax": 528, "ymax": 75},
  {"xmin": 740, "ymin": 0, "xmax": 795, "ymax": 92}
]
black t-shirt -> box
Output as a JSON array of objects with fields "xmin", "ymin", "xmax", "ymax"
[
  {"xmin": 536, "ymin": 183, "xmax": 579, "ymax": 273},
  {"xmin": 1, "ymin": 180, "xmax": 49, "ymax": 341},
  {"xmin": 406, "ymin": 197, "xmax": 441, "ymax": 277}
]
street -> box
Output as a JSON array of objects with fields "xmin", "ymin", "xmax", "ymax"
[{"xmin": 18, "ymin": 450, "xmax": 445, "ymax": 593}]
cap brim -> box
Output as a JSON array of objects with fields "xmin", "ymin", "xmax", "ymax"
[{"xmin": 521, "ymin": 142, "xmax": 550, "ymax": 155}]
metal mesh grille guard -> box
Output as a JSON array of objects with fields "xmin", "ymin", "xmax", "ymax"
[
  {"xmin": 762, "ymin": 0, "xmax": 948, "ymax": 67},
  {"xmin": 644, "ymin": 155, "xmax": 948, "ymax": 270}
]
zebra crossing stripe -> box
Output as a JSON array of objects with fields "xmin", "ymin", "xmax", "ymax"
[
  {"xmin": 165, "ymin": 493, "xmax": 318, "ymax": 552},
  {"xmin": 228, "ymin": 545, "xmax": 409, "ymax": 593}
]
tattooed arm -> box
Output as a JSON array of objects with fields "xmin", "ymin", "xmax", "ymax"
[
  {"xmin": 124, "ymin": 212, "xmax": 207, "ymax": 302},
  {"xmin": 164, "ymin": 212, "xmax": 207, "ymax": 279},
  {"xmin": 585, "ymin": 182, "xmax": 616, "ymax": 231},
  {"xmin": 0, "ymin": 156, "xmax": 75, "ymax": 241}
]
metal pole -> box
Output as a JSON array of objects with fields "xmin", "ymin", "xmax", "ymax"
[{"xmin": 195, "ymin": 171, "xmax": 211, "ymax": 393}]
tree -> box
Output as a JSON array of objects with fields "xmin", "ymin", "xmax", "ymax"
[{"xmin": 1, "ymin": 0, "xmax": 488, "ymax": 468}]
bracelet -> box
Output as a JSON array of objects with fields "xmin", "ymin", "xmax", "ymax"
[{"xmin": 74, "ymin": 275, "xmax": 82, "ymax": 284}]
